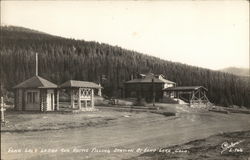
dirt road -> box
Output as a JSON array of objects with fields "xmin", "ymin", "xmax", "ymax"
[{"xmin": 1, "ymin": 110, "xmax": 250, "ymax": 160}]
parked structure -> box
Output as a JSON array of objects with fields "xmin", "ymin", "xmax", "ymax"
[
  {"xmin": 163, "ymin": 86, "xmax": 210, "ymax": 106},
  {"xmin": 60, "ymin": 80, "xmax": 102, "ymax": 111},
  {"xmin": 124, "ymin": 73, "xmax": 176, "ymax": 102},
  {"xmin": 13, "ymin": 75, "xmax": 59, "ymax": 111}
]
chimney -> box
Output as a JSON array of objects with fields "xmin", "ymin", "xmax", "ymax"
[{"xmin": 35, "ymin": 53, "xmax": 38, "ymax": 76}]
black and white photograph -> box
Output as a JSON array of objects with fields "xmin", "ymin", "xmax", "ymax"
[{"xmin": 0, "ymin": 0, "xmax": 250, "ymax": 160}]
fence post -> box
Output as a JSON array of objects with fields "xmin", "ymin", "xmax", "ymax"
[{"xmin": 1, "ymin": 97, "xmax": 6, "ymax": 123}]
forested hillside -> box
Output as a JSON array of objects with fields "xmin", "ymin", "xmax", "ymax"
[{"xmin": 1, "ymin": 26, "xmax": 249, "ymax": 108}]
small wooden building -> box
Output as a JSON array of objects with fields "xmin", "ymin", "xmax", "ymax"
[
  {"xmin": 124, "ymin": 73, "xmax": 176, "ymax": 102},
  {"xmin": 13, "ymin": 75, "xmax": 59, "ymax": 111},
  {"xmin": 59, "ymin": 80, "xmax": 102, "ymax": 111},
  {"xmin": 163, "ymin": 86, "xmax": 210, "ymax": 106}
]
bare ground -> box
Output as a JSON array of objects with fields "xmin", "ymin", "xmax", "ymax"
[
  {"xmin": 1, "ymin": 110, "xmax": 124, "ymax": 132},
  {"xmin": 129, "ymin": 130, "xmax": 250, "ymax": 160},
  {"xmin": 1, "ymin": 105, "xmax": 250, "ymax": 160}
]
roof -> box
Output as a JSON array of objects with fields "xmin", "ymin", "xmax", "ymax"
[
  {"xmin": 13, "ymin": 76, "xmax": 57, "ymax": 89},
  {"xmin": 125, "ymin": 73, "xmax": 175, "ymax": 84},
  {"xmin": 125, "ymin": 77, "xmax": 166, "ymax": 84},
  {"xmin": 163, "ymin": 86, "xmax": 208, "ymax": 92},
  {"xmin": 60, "ymin": 80, "xmax": 102, "ymax": 89},
  {"xmin": 160, "ymin": 78, "xmax": 176, "ymax": 84}
]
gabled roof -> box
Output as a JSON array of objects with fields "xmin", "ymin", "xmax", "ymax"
[
  {"xmin": 60, "ymin": 80, "xmax": 102, "ymax": 89},
  {"xmin": 125, "ymin": 77, "xmax": 165, "ymax": 83},
  {"xmin": 163, "ymin": 86, "xmax": 208, "ymax": 91},
  {"xmin": 125, "ymin": 73, "xmax": 175, "ymax": 84},
  {"xmin": 159, "ymin": 78, "xmax": 176, "ymax": 84},
  {"xmin": 13, "ymin": 76, "xmax": 57, "ymax": 89}
]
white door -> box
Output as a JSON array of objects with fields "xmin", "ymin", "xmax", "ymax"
[{"xmin": 47, "ymin": 90, "xmax": 54, "ymax": 111}]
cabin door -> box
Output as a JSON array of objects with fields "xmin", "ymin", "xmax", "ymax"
[{"xmin": 47, "ymin": 90, "xmax": 54, "ymax": 111}]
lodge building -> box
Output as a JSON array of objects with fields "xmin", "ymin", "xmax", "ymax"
[
  {"xmin": 124, "ymin": 73, "xmax": 210, "ymax": 106},
  {"xmin": 124, "ymin": 73, "xmax": 176, "ymax": 102}
]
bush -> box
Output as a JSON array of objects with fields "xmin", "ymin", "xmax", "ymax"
[
  {"xmin": 134, "ymin": 98, "xmax": 147, "ymax": 106},
  {"xmin": 162, "ymin": 112, "xmax": 176, "ymax": 117},
  {"xmin": 94, "ymin": 96, "xmax": 109, "ymax": 106},
  {"xmin": 162, "ymin": 96, "xmax": 178, "ymax": 104}
]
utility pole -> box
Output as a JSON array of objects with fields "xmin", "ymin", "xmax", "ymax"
[
  {"xmin": 0, "ymin": 83, "xmax": 3, "ymax": 98},
  {"xmin": 152, "ymin": 78, "xmax": 155, "ymax": 107}
]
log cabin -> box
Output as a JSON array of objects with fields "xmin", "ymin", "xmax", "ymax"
[{"xmin": 13, "ymin": 75, "xmax": 59, "ymax": 111}]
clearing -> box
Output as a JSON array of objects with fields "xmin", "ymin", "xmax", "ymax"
[{"xmin": 1, "ymin": 104, "xmax": 250, "ymax": 160}]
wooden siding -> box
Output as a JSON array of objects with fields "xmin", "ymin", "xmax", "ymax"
[
  {"xmin": 40, "ymin": 89, "xmax": 47, "ymax": 111},
  {"xmin": 15, "ymin": 89, "xmax": 23, "ymax": 111},
  {"xmin": 124, "ymin": 83, "xmax": 164, "ymax": 102},
  {"xmin": 24, "ymin": 89, "xmax": 40, "ymax": 111},
  {"xmin": 14, "ymin": 88, "xmax": 57, "ymax": 111},
  {"xmin": 46, "ymin": 89, "xmax": 55, "ymax": 111}
]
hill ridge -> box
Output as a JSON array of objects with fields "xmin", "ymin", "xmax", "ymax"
[
  {"xmin": 0, "ymin": 25, "xmax": 249, "ymax": 108},
  {"xmin": 220, "ymin": 67, "xmax": 249, "ymax": 77}
]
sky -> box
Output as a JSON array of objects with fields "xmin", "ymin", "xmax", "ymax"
[{"xmin": 1, "ymin": 0, "xmax": 249, "ymax": 70}]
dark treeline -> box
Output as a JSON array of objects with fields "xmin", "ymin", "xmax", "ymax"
[{"xmin": 1, "ymin": 26, "xmax": 249, "ymax": 108}]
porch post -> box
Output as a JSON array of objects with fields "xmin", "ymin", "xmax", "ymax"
[
  {"xmin": 190, "ymin": 91, "xmax": 194, "ymax": 105},
  {"xmin": 198, "ymin": 89, "xmax": 201, "ymax": 104},
  {"xmin": 91, "ymin": 89, "xmax": 94, "ymax": 108},
  {"xmin": 98, "ymin": 84, "xmax": 102, "ymax": 96},
  {"xmin": 56, "ymin": 89, "xmax": 59, "ymax": 110},
  {"xmin": 177, "ymin": 91, "xmax": 179, "ymax": 103},
  {"xmin": 78, "ymin": 88, "xmax": 81, "ymax": 110},
  {"xmin": 71, "ymin": 89, "xmax": 74, "ymax": 109},
  {"xmin": 189, "ymin": 91, "xmax": 191, "ymax": 103}
]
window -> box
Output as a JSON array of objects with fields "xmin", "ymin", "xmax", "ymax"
[{"xmin": 27, "ymin": 92, "xmax": 38, "ymax": 104}]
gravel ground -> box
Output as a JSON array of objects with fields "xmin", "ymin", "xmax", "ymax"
[
  {"xmin": 1, "ymin": 105, "xmax": 250, "ymax": 160},
  {"xmin": 130, "ymin": 130, "xmax": 250, "ymax": 160}
]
